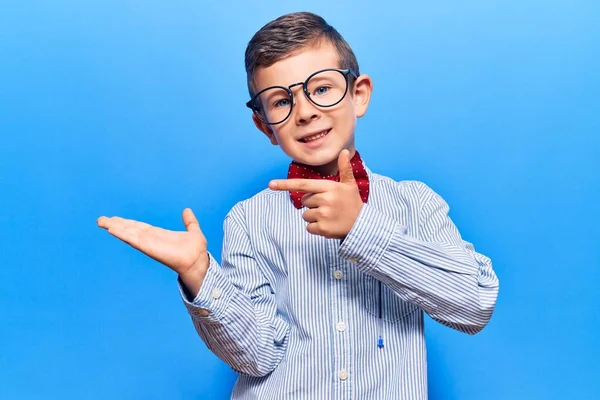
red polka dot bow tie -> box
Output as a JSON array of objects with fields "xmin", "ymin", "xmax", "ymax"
[{"xmin": 287, "ymin": 150, "xmax": 370, "ymax": 209}]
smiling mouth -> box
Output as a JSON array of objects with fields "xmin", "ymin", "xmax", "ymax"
[{"xmin": 299, "ymin": 129, "xmax": 331, "ymax": 143}]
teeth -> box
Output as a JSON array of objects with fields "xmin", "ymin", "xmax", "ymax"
[{"xmin": 303, "ymin": 130, "xmax": 328, "ymax": 142}]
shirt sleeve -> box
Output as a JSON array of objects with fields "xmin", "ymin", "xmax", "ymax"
[
  {"xmin": 177, "ymin": 203, "xmax": 290, "ymax": 376},
  {"xmin": 338, "ymin": 181, "xmax": 499, "ymax": 334}
]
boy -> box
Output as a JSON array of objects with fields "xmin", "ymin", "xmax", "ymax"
[{"xmin": 98, "ymin": 11, "xmax": 499, "ymax": 399}]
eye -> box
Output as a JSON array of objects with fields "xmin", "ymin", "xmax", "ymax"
[
  {"xmin": 273, "ymin": 98, "xmax": 291, "ymax": 108},
  {"xmin": 314, "ymin": 86, "xmax": 330, "ymax": 95}
]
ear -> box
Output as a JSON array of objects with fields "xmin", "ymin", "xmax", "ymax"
[
  {"xmin": 252, "ymin": 114, "xmax": 279, "ymax": 145},
  {"xmin": 351, "ymin": 74, "xmax": 373, "ymax": 118}
]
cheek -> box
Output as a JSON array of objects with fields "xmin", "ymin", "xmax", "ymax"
[
  {"xmin": 330, "ymin": 103, "xmax": 356, "ymax": 130},
  {"xmin": 272, "ymin": 123, "xmax": 294, "ymax": 144}
]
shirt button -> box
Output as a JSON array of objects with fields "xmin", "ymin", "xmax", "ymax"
[
  {"xmin": 338, "ymin": 369, "xmax": 348, "ymax": 380},
  {"xmin": 198, "ymin": 308, "xmax": 209, "ymax": 316},
  {"xmin": 211, "ymin": 288, "xmax": 222, "ymax": 299},
  {"xmin": 348, "ymin": 257, "xmax": 358, "ymax": 264},
  {"xmin": 334, "ymin": 270, "xmax": 344, "ymax": 279},
  {"xmin": 336, "ymin": 321, "xmax": 346, "ymax": 332}
]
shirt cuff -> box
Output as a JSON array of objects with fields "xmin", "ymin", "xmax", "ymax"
[
  {"xmin": 339, "ymin": 203, "xmax": 399, "ymax": 274},
  {"xmin": 177, "ymin": 253, "xmax": 236, "ymax": 323}
]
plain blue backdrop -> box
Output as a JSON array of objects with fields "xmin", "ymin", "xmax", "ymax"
[{"xmin": 1, "ymin": 1, "xmax": 599, "ymax": 399}]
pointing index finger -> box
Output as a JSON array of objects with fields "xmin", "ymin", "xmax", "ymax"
[{"xmin": 269, "ymin": 179, "xmax": 333, "ymax": 193}]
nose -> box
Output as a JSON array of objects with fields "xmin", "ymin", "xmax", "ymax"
[{"xmin": 293, "ymin": 88, "xmax": 320, "ymax": 124}]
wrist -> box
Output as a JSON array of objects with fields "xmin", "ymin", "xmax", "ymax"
[{"xmin": 179, "ymin": 252, "xmax": 209, "ymax": 297}]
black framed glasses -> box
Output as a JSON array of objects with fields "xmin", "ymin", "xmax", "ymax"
[{"xmin": 246, "ymin": 68, "xmax": 358, "ymax": 125}]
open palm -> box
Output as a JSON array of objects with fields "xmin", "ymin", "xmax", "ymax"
[{"xmin": 97, "ymin": 208, "xmax": 207, "ymax": 277}]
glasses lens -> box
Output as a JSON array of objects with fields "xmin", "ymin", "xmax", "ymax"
[
  {"xmin": 255, "ymin": 87, "xmax": 292, "ymax": 124},
  {"xmin": 306, "ymin": 70, "xmax": 348, "ymax": 107}
]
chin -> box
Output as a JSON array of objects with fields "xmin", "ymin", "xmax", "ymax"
[{"xmin": 294, "ymin": 149, "xmax": 344, "ymax": 170}]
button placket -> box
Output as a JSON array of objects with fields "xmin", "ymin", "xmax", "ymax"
[{"xmin": 330, "ymin": 239, "xmax": 350, "ymax": 394}]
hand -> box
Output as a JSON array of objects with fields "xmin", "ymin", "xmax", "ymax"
[
  {"xmin": 269, "ymin": 149, "xmax": 364, "ymax": 239},
  {"xmin": 97, "ymin": 208, "xmax": 209, "ymax": 285}
]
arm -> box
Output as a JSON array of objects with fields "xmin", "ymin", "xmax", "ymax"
[
  {"xmin": 179, "ymin": 203, "xmax": 289, "ymax": 376},
  {"xmin": 339, "ymin": 182, "xmax": 499, "ymax": 334}
]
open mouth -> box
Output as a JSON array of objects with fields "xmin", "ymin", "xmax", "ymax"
[{"xmin": 299, "ymin": 129, "xmax": 331, "ymax": 143}]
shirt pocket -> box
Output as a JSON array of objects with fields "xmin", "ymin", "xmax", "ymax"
[{"xmin": 362, "ymin": 275, "xmax": 419, "ymax": 323}]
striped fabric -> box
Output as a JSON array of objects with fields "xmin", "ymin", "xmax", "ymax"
[{"xmin": 179, "ymin": 164, "xmax": 499, "ymax": 399}]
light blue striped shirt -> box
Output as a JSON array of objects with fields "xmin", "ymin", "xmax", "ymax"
[{"xmin": 179, "ymin": 163, "xmax": 499, "ymax": 399}]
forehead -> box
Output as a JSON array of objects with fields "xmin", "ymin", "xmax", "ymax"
[{"xmin": 254, "ymin": 41, "xmax": 340, "ymax": 91}]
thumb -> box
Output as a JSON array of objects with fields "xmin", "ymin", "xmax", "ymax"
[
  {"xmin": 338, "ymin": 149, "xmax": 356, "ymax": 185},
  {"xmin": 182, "ymin": 208, "xmax": 201, "ymax": 232}
]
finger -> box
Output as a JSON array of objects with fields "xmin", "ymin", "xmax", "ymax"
[
  {"xmin": 106, "ymin": 224, "xmax": 142, "ymax": 249},
  {"xmin": 99, "ymin": 216, "xmax": 155, "ymax": 242},
  {"xmin": 301, "ymin": 193, "xmax": 320, "ymax": 208},
  {"xmin": 269, "ymin": 179, "xmax": 333, "ymax": 193},
  {"xmin": 97, "ymin": 216, "xmax": 121, "ymax": 229},
  {"xmin": 306, "ymin": 222, "xmax": 320, "ymax": 236},
  {"xmin": 302, "ymin": 192, "xmax": 332, "ymax": 208},
  {"xmin": 182, "ymin": 208, "xmax": 201, "ymax": 232},
  {"xmin": 107, "ymin": 221, "xmax": 169, "ymax": 256},
  {"xmin": 98, "ymin": 216, "xmax": 150, "ymax": 231},
  {"xmin": 302, "ymin": 208, "xmax": 319, "ymax": 223},
  {"xmin": 338, "ymin": 149, "xmax": 356, "ymax": 185}
]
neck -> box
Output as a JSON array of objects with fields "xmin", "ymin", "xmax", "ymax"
[{"xmin": 312, "ymin": 159, "xmax": 339, "ymax": 177}]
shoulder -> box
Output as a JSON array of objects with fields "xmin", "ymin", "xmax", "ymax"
[
  {"xmin": 368, "ymin": 171, "xmax": 452, "ymax": 230},
  {"xmin": 369, "ymin": 170, "xmax": 440, "ymax": 204}
]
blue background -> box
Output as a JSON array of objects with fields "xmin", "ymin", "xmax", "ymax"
[{"xmin": 1, "ymin": 1, "xmax": 599, "ymax": 399}]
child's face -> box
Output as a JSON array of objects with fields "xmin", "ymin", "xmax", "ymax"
[{"xmin": 252, "ymin": 40, "xmax": 372, "ymax": 175}]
